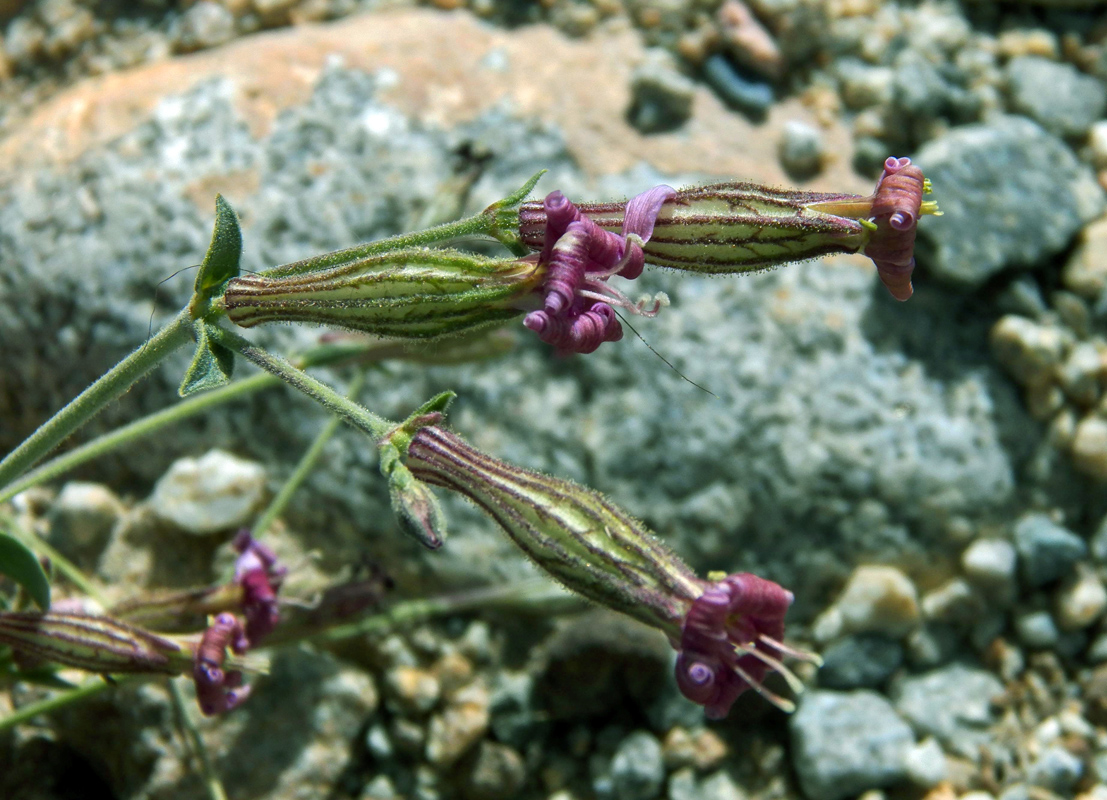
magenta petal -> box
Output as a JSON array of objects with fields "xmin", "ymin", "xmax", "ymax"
[{"xmin": 622, "ymin": 184, "xmax": 677, "ymax": 244}]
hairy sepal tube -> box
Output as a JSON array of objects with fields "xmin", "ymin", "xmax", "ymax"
[
  {"xmin": 518, "ymin": 156, "xmax": 938, "ymax": 301},
  {"xmin": 391, "ymin": 423, "xmax": 817, "ymax": 718}
]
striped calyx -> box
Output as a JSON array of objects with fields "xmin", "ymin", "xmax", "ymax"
[
  {"xmin": 0, "ymin": 611, "xmax": 188, "ymax": 675},
  {"xmin": 402, "ymin": 426, "xmax": 811, "ymax": 718},
  {"xmin": 521, "ymin": 184, "xmax": 869, "ymax": 274},
  {"xmin": 223, "ymin": 248, "xmax": 544, "ymax": 340},
  {"xmin": 518, "ymin": 158, "xmax": 939, "ymax": 300},
  {"xmin": 404, "ymin": 425, "xmax": 703, "ymax": 635}
]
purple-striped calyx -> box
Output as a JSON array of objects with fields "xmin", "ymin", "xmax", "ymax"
[
  {"xmin": 396, "ymin": 424, "xmax": 816, "ymax": 717},
  {"xmin": 518, "ymin": 156, "xmax": 939, "ymax": 301}
]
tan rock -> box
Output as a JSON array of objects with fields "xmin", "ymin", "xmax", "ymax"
[
  {"xmin": 1064, "ymin": 215, "xmax": 1107, "ymax": 300},
  {"xmin": 0, "ymin": 9, "xmax": 866, "ymax": 194},
  {"xmin": 1071, "ymin": 415, "xmax": 1107, "ymax": 481},
  {"xmin": 835, "ymin": 564, "xmax": 920, "ymax": 638},
  {"xmin": 425, "ymin": 680, "xmax": 491, "ymax": 767}
]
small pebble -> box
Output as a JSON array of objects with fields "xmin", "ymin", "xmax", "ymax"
[
  {"xmin": 661, "ymin": 727, "xmax": 728, "ymax": 772},
  {"xmin": 628, "ymin": 49, "xmax": 696, "ymax": 134},
  {"xmin": 990, "ymin": 315, "xmax": 1071, "ymax": 389},
  {"xmin": 149, "ymin": 449, "xmax": 267, "ymax": 535},
  {"xmin": 702, "ymin": 53, "xmax": 773, "ymax": 118},
  {"xmin": 1015, "ymin": 610, "xmax": 1060, "ymax": 649},
  {"xmin": 716, "ymin": 0, "xmax": 782, "ymax": 79},
  {"xmin": 1058, "ymin": 342, "xmax": 1103, "ymax": 407},
  {"xmin": 903, "ymin": 738, "xmax": 947, "ymax": 788},
  {"xmin": 921, "ymin": 578, "xmax": 981, "ymax": 625},
  {"xmin": 1013, "ymin": 513, "xmax": 1087, "ymax": 587},
  {"xmin": 172, "ymin": 1, "xmax": 236, "ymax": 51},
  {"xmin": 1072, "ymin": 416, "xmax": 1107, "ymax": 482},
  {"xmin": 818, "ymin": 634, "xmax": 904, "ymax": 690},
  {"xmin": 47, "ymin": 481, "xmax": 124, "ymax": 557},
  {"xmin": 425, "ymin": 681, "xmax": 491, "ymax": 767},
  {"xmin": 1063, "ymin": 215, "xmax": 1107, "ymax": 299},
  {"xmin": 384, "ymin": 666, "xmax": 441, "ymax": 714},
  {"xmin": 610, "ymin": 730, "xmax": 665, "ymax": 800},
  {"xmin": 1027, "ymin": 745, "xmax": 1084, "ymax": 793},
  {"xmin": 778, "ymin": 120, "xmax": 824, "ymax": 179},
  {"xmin": 961, "ymin": 539, "xmax": 1017, "ymax": 590},
  {"xmin": 1055, "ymin": 566, "xmax": 1107, "ymax": 630},
  {"xmin": 832, "ymin": 565, "xmax": 921, "ymax": 639},
  {"xmin": 462, "ymin": 741, "xmax": 526, "ymax": 800}
]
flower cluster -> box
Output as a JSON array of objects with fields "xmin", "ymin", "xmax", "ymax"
[
  {"xmin": 522, "ymin": 186, "xmax": 675, "ymax": 355},
  {"xmin": 192, "ymin": 530, "xmax": 287, "ymax": 715}
]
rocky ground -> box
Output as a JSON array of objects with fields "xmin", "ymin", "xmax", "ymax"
[{"xmin": 4, "ymin": 1, "xmax": 1107, "ymax": 799}]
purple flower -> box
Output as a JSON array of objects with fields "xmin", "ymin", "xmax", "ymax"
[
  {"xmin": 862, "ymin": 156, "xmax": 927, "ymax": 301},
  {"xmin": 523, "ymin": 185, "xmax": 676, "ymax": 355},
  {"xmin": 193, "ymin": 612, "xmax": 251, "ymax": 716},
  {"xmin": 232, "ymin": 530, "xmax": 286, "ymax": 646},
  {"xmin": 399, "ymin": 423, "xmax": 817, "ymax": 718},
  {"xmin": 675, "ymin": 572, "xmax": 806, "ymax": 719}
]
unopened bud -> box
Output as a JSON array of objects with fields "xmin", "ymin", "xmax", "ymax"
[{"xmin": 223, "ymin": 248, "xmax": 543, "ymax": 341}]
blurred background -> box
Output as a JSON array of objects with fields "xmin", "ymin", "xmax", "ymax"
[{"xmin": 2, "ymin": 1, "xmax": 1107, "ymax": 799}]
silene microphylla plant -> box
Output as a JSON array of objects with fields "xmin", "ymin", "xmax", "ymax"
[{"xmin": 0, "ymin": 158, "xmax": 937, "ymax": 724}]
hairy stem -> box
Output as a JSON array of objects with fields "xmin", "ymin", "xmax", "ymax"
[
  {"xmin": 252, "ymin": 369, "xmax": 368, "ymax": 537},
  {"xmin": 0, "ymin": 339, "xmax": 384, "ymax": 506},
  {"xmin": 207, "ymin": 326, "xmax": 395, "ymax": 441},
  {"xmin": 0, "ymin": 311, "xmax": 193, "ymax": 493}
]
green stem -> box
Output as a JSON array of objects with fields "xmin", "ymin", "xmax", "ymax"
[
  {"xmin": 252, "ymin": 369, "xmax": 367, "ymax": 537},
  {"xmin": 309, "ymin": 579, "xmax": 579, "ymax": 644},
  {"xmin": 207, "ymin": 326, "xmax": 396, "ymax": 441},
  {"xmin": 0, "ymin": 372, "xmax": 273, "ymax": 507},
  {"xmin": 0, "ymin": 339, "xmax": 386, "ymax": 506},
  {"xmin": 169, "ymin": 678, "xmax": 228, "ymax": 800},
  {"xmin": 0, "ymin": 310, "xmax": 193, "ymax": 493},
  {"xmin": 0, "ymin": 675, "xmax": 118, "ymax": 732}
]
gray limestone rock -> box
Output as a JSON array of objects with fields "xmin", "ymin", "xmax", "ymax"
[
  {"xmin": 610, "ymin": 730, "xmax": 665, "ymax": 800},
  {"xmin": 891, "ymin": 663, "xmax": 1004, "ymax": 760},
  {"xmin": 1006, "ymin": 56, "xmax": 1107, "ymax": 139},
  {"xmin": 790, "ymin": 689, "xmax": 915, "ymax": 800},
  {"xmin": 914, "ymin": 117, "xmax": 1104, "ymax": 287}
]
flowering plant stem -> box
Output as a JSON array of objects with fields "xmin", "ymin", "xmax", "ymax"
[
  {"xmin": 0, "ymin": 310, "xmax": 194, "ymax": 494},
  {"xmin": 205, "ymin": 326, "xmax": 397, "ymax": 441},
  {"xmin": 0, "ymin": 337, "xmax": 388, "ymax": 506},
  {"xmin": 251, "ymin": 369, "xmax": 367, "ymax": 538}
]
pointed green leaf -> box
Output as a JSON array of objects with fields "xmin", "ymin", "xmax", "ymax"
[
  {"xmin": 179, "ymin": 322, "xmax": 236, "ymax": 396},
  {"xmin": 194, "ymin": 194, "xmax": 242, "ymax": 296},
  {"xmin": 412, "ymin": 391, "xmax": 456, "ymax": 419},
  {"xmin": 0, "ymin": 532, "xmax": 50, "ymax": 610}
]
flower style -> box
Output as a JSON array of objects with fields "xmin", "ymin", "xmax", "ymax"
[
  {"xmin": 232, "ymin": 529, "xmax": 286, "ymax": 645},
  {"xmin": 395, "ymin": 423, "xmax": 816, "ymax": 717},
  {"xmin": 521, "ymin": 186, "xmax": 675, "ymax": 355},
  {"xmin": 517, "ymin": 156, "xmax": 938, "ymax": 302}
]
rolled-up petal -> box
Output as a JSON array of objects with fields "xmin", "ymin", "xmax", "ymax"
[{"xmin": 224, "ymin": 248, "xmax": 544, "ymax": 340}]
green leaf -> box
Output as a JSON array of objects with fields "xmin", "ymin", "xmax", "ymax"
[
  {"xmin": 194, "ymin": 194, "xmax": 242, "ymax": 297},
  {"xmin": 411, "ymin": 391, "xmax": 456, "ymax": 419},
  {"xmin": 0, "ymin": 532, "xmax": 50, "ymax": 610},
  {"xmin": 179, "ymin": 322, "xmax": 236, "ymax": 397}
]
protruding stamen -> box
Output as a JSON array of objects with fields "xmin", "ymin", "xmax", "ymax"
[
  {"xmin": 732, "ymin": 661, "xmax": 796, "ymax": 713},
  {"xmin": 736, "ymin": 644, "xmax": 806, "ymax": 694},
  {"xmin": 758, "ymin": 632, "xmax": 824, "ymax": 666}
]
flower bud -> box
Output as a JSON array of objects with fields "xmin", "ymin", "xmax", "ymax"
[
  {"xmin": 405, "ymin": 425, "xmax": 701, "ymax": 633},
  {"xmin": 223, "ymin": 248, "xmax": 543, "ymax": 340}
]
